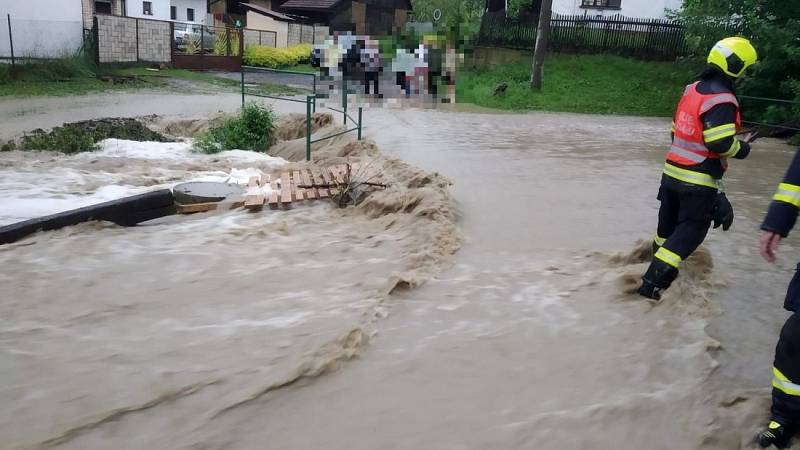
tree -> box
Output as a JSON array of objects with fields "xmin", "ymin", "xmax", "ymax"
[
  {"xmin": 673, "ymin": 0, "xmax": 800, "ymax": 130},
  {"xmin": 529, "ymin": 0, "xmax": 552, "ymax": 90}
]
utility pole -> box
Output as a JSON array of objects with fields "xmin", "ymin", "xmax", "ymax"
[{"xmin": 530, "ymin": 0, "xmax": 553, "ymax": 90}]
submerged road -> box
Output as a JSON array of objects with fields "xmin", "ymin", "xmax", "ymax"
[{"xmin": 0, "ymin": 91, "xmax": 797, "ymax": 449}]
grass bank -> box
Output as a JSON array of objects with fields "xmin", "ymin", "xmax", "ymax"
[
  {"xmin": 0, "ymin": 59, "xmax": 300, "ymax": 97},
  {"xmin": 457, "ymin": 54, "xmax": 703, "ymax": 117}
]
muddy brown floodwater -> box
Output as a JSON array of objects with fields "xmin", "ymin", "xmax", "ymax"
[{"xmin": 0, "ymin": 92, "xmax": 798, "ymax": 449}]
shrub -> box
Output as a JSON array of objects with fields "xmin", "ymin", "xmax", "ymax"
[
  {"xmin": 194, "ymin": 102, "xmax": 276, "ymax": 154},
  {"xmin": 244, "ymin": 44, "xmax": 313, "ymax": 68}
]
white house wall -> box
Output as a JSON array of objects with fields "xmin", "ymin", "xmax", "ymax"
[
  {"xmin": 0, "ymin": 0, "xmax": 85, "ymax": 58},
  {"xmin": 127, "ymin": 0, "xmax": 170, "ymax": 21},
  {"xmin": 171, "ymin": 0, "xmax": 207, "ymax": 23},
  {"xmin": 551, "ymin": 0, "xmax": 683, "ymax": 19}
]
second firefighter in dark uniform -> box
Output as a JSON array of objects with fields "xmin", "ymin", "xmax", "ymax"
[
  {"xmin": 756, "ymin": 149, "xmax": 800, "ymax": 448},
  {"xmin": 638, "ymin": 37, "xmax": 759, "ymax": 300}
]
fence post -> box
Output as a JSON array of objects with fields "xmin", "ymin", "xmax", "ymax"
[
  {"xmin": 93, "ymin": 16, "xmax": 100, "ymax": 65},
  {"xmin": 312, "ymin": 95, "xmax": 316, "ymax": 114},
  {"xmin": 357, "ymin": 107, "xmax": 362, "ymax": 140},
  {"xmin": 135, "ymin": 18, "xmax": 140, "ymax": 62},
  {"xmin": 342, "ymin": 77, "xmax": 347, "ymax": 125},
  {"xmin": 6, "ymin": 14, "xmax": 14, "ymax": 71},
  {"xmin": 226, "ymin": 26, "xmax": 232, "ymax": 56},
  {"xmin": 241, "ymin": 67, "xmax": 245, "ymax": 108},
  {"xmin": 306, "ymin": 96, "xmax": 312, "ymax": 162},
  {"xmin": 200, "ymin": 25, "xmax": 204, "ymax": 60}
]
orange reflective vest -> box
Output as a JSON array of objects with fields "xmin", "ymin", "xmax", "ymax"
[{"xmin": 667, "ymin": 82, "xmax": 741, "ymax": 169}]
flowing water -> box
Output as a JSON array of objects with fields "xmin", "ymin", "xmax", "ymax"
[{"xmin": 0, "ymin": 93, "xmax": 798, "ymax": 449}]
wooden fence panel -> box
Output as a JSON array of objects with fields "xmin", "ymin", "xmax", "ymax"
[{"xmin": 477, "ymin": 13, "xmax": 694, "ymax": 60}]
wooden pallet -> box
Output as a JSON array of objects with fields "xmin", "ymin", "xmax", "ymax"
[
  {"xmin": 175, "ymin": 164, "xmax": 355, "ymax": 214},
  {"xmin": 244, "ymin": 164, "xmax": 354, "ymax": 211}
]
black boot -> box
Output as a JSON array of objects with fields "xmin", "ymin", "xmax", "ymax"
[
  {"xmin": 638, "ymin": 279, "xmax": 664, "ymax": 300},
  {"xmin": 638, "ymin": 260, "xmax": 678, "ymax": 301},
  {"xmin": 757, "ymin": 420, "xmax": 790, "ymax": 448}
]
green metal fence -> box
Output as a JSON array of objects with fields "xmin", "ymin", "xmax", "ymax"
[{"xmin": 241, "ymin": 65, "xmax": 363, "ymax": 161}]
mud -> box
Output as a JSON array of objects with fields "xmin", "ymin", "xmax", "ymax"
[
  {"xmin": 1, "ymin": 92, "xmax": 798, "ymax": 449},
  {"xmin": 273, "ymin": 112, "xmax": 335, "ymax": 141}
]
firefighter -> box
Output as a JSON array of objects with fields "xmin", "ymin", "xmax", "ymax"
[
  {"xmin": 756, "ymin": 148, "xmax": 800, "ymax": 448},
  {"xmin": 638, "ymin": 37, "xmax": 758, "ymax": 300}
]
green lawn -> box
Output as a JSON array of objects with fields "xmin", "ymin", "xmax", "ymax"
[
  {"xmin": 457, "ymin": 54, "xmax": 704, "ymax": 117},
  {"xmin": 284, "ymin": 64, "xmax": 316, "ymax": 74}
]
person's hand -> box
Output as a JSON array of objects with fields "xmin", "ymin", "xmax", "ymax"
[
  {"xmin": 760, "ymin": 231, "xmax": 782, "ymax": 263},
  {"xmin": 740, "ymin": 130, "xmax": 760, "ymax": 143}
]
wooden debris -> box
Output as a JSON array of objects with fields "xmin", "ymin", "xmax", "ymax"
[
  {"xmin": 244, "ymin": 174, "xmax": 266, "ymax": 209},
  {"xmin": 291, "ymin": 171, "xmax": 304, "ymax": 202},
  {"xmin": 280, "ymin": 172, "xmax": 292, "ymax": 206}
]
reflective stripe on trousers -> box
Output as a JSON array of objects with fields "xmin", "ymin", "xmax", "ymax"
[
  {"xmin": 774, "ymin": 183, "xmax": 800, "ymax": 208},
  {"xmin": 773, "ymin": 367, "xmax": 800, "ymax": 396},
  {"xmin": 662, "ymin": 163, "xmax": 721, "ymax": 190},
  {"xmin": 654, "ymin": 246, "xmax": 682, "ymax": 268}
]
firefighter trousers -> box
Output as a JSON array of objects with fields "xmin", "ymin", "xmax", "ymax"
[
  {"xmin": 645, "ymin": 184, "xmax": 717, "ymax": 287},
  {"xmin": 772, "ymin": 312, "xmax": 800, "ymax": 426}
]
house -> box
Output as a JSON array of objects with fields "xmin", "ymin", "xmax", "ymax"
[
  {"xmin": 125, "ymin": 0, "xmax": 208, "ymax": 23},
  {"xmin": 2, "ymin": 0, "xmax": 85, "ymax": 57},
  {"xmin": 277, "ymin": 0, "xmax": 411, "ymax": 36},
  {"xmin": 81, "ymin": 0, "xmax": 208, "ymax": 28},
  {"xmin": 241, "ymin": 1, "xmax": 296, "ymax": 48},
  {"xmin": 551, "ymin": 0, "xmax": 683, "ymax": 19}
]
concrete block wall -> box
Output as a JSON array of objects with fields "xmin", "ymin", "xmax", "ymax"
[
  {"xmin": 313, "ymin": 25, "xmax": 329, "ymax": 44},
  {"xmin": 97, "ymin": 15, "xmax": 138, "ymax": 63},
  {"xmin": 287, "ymin": 24, "xmax": 301, "ymax": 46},
  {"xmin": 287, "ymin": 24, "xmax": 315, "ymax": 46},
  {"xmin": 243, "ymin": 29, "xmax": 277, "ymax": 48},
  {"xmin": 137, "ymin": 19, "xmax": 171, "ymax": 62},
  {"xmin": 97, "ymin": 15, "xmax": 171, "ymax": 63}
]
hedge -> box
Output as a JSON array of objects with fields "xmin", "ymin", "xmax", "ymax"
[{"xmin": 244, "ymin": 44, "xmax": 313, "ymax": 68}]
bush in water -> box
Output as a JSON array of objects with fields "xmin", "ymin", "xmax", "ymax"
[
  {"xmin": 243, "ymin": 44, "xmax": 313, "ymax": 68},
  {"xmin": 194, "ymin": 102, "xmax": 276, "ymax": 154},
  {"xmin": 16, "ymin": 118, "xmax": 170, "ymax": 153}
]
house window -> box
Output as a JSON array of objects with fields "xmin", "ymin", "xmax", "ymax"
[
  {"xmin": 187, "ymin": 8, "xmax": 195, "ymax": 21},
  {"xmin": 142, "ymin": 1, "xmax": 152, "ymax": 15},
  {"xmin": 171, "ymin": 6, "xmax": 177, "ymax": 20},
  {"xmin": 580, "ymin": 0, "xmax": 621, "ymax": 8},
  {"xmin": 94, "ymin": 1, "xmax": 112, "ymax": 14}
]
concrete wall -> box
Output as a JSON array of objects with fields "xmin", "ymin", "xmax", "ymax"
[
  {"xmin": 170, "ymin": 0, "xmax": 207, "ymax": 23},
  {"xmin": 1, "ymin": 0, "xmax": 85, "ymax": 58},
  {"xmin": 2, "ymin": 0, "xmax": 83, "ymax": 21},
  {"xmin": 551, "ymin": 0, "xmax": 683, "ymax": 19},
  {"xmin": 244, "ymin": 28, "xmax": 278, "ymax": 48},
  {"xmin": 286, "ymin": 23, "xmax": 316, "ymax": 46},
  {"xmin": 137, "ymin": 17, "xmax": 172, "ymax": 61},
  {"xmin": 96, "ymin": 14, "xmax": 171, "ymax": 63},
  {"xmin": 246, "ymin": 11, "xmax": 288, "ymax": 48}
]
